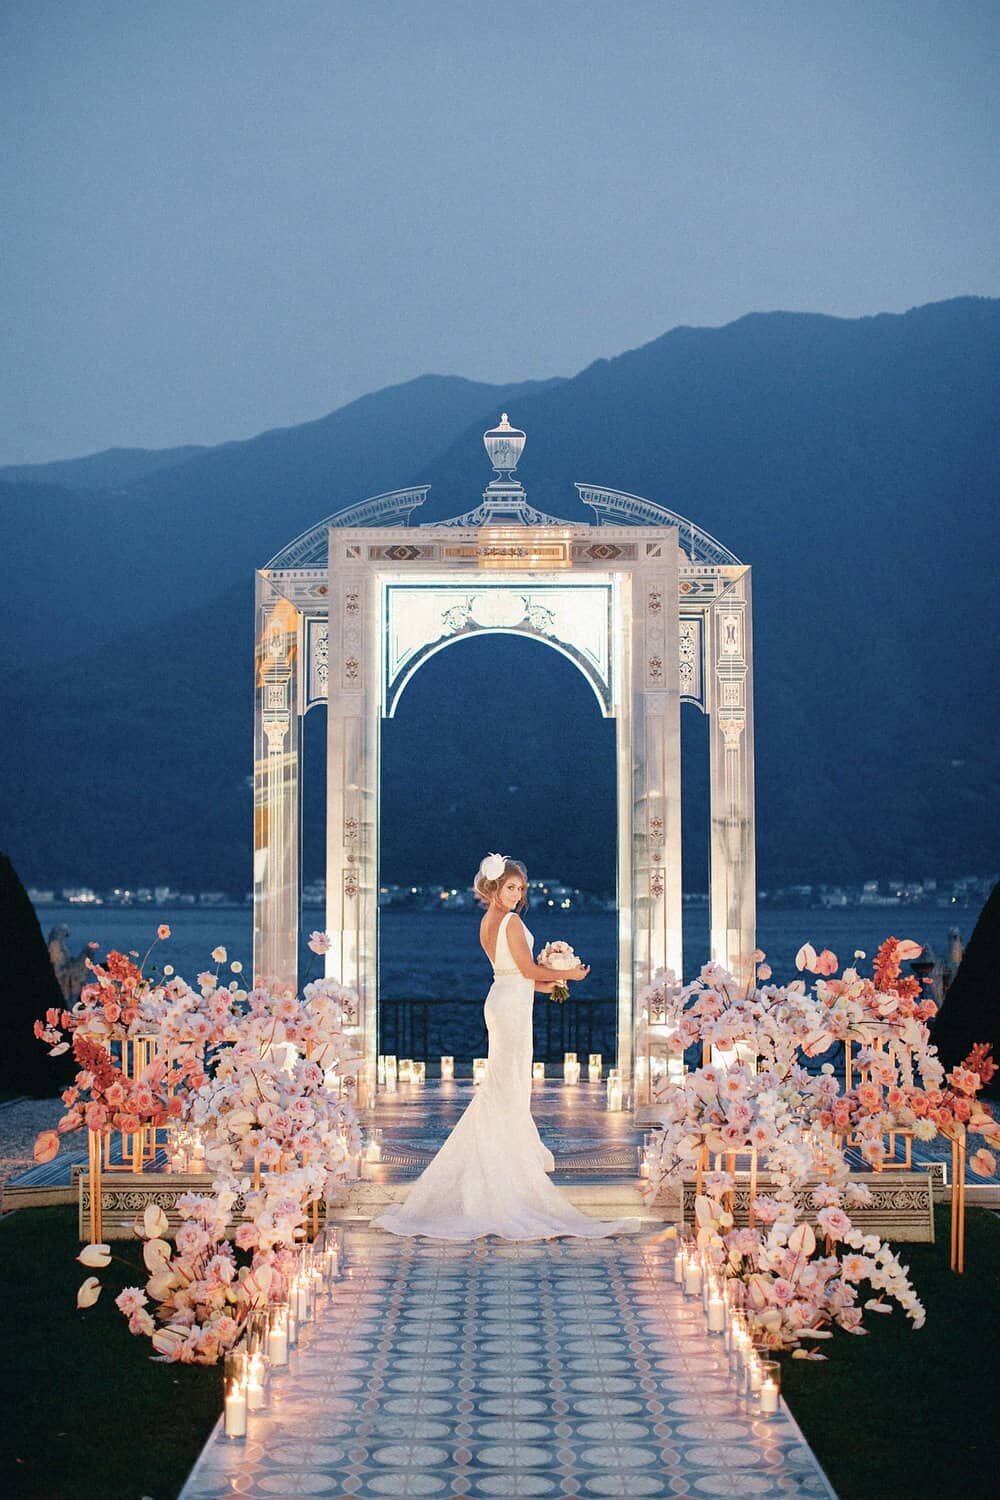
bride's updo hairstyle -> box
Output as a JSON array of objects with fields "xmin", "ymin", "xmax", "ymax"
[{"xmin": 474, "ymin": 852, "xmax": 528, "ymax": 911}]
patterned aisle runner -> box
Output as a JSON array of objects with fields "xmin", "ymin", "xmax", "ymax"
[{"xmin": 181, "ymin": 1228, "xmax": 838, "ymax": 1500}]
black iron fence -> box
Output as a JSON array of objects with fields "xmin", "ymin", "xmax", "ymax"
[{"xmin": 378, "ymin": 996, "xmax": 618, "ymax": 1072}]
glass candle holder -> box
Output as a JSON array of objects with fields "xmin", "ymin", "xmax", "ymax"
[
  {"xmin": 246, "ymin": 1348, "xmax": 267, "ymax": 1411},
  {"xmin": 588, "ymin": 1054, "xmax": 602, "ymax": 1081},
  {"xmin": 440, "ymin": 1056, "xmax": 454, "ymax": 1080},
  {"xmin": 398, "ymin": 1058, "xmax": 412, "ymax": 1083},
  {"xmin": 224, "ymin": 1349, "xmax": 248, "ymax": 1438},
  {"xmin": 245, "ymin": 1308, "xmax": 267, "ymax": 1357},
  {"xmin": 412, "ymin": 1061, "xmax": 426, "ymax": 1084},
  {"xmin": 745, "ymin": 1345, "xmax": 768, "ymax": 1401},
  {"xmin": 758, "ymin": 1360, "xmax": 781, "ymax": 1416},
  {"xmin": 473, "ymin": 1057, "xmax": 487, "ymax": 1084},
  {"xmin": 365, "ymin": 1128, "xmax": 383, "ymax": 1163},
  {"xmin": 532, "ymin": 1062, "xmax": 545, "ymax": 1081},
  {"xmin": 673, "ymin": 1242, "xmax": 687, "ymax": 1285},
  {"xmin": 267, "ymin": 1302, "xmax": 289, "ymax": 1368}
]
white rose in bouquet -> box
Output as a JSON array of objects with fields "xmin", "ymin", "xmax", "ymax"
[{"xmin": 537, "ymin": 940, "xmax": 582, "ymax": 1004}]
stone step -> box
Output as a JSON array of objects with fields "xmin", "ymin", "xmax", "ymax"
[{"xmin": 327, "ymin": 1175, "xmax": 668, "ymax": 1224}]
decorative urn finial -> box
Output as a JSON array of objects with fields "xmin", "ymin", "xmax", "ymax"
[{"xmin": 483, "ymin": 413, "xmax": 526, "ymax": 481}]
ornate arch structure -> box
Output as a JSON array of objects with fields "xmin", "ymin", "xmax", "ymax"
[{"xmin": 253, "ymin": 416, "xmax": 755, "ymax": 1109}]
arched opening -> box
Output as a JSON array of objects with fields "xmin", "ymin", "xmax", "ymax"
[
  {"xmin": 378, "ymin": 633, "xmax": 617, "ymax": 1073},
  {"xmin": 680, "ymin": 701, "xmax": 710, "ymax": 978},
  {"xmin": 300, "ymin": 701, "xmax": 328, "ymax": 976}
]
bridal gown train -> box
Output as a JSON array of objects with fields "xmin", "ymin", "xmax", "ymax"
[{"xmin": 372, "ymin": 911, "xmax": 637, "ymax": 1241}]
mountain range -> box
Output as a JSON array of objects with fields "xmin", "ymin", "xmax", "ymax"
[{"xmin": 2, "ymin": 297, "xmax": 997, "ymax": 896}]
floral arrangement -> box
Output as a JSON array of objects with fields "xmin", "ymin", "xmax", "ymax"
[
  {"xmin": 642, "ymin": 938, "xmax": 999, "ymax": 1357},
  {"xmin": 35, "ymin": 930, "xmax": 362, "ymax": 1363},
  {"xmin": 537, "ymin": 940, "xmax": 581, "ymax": 1004}
]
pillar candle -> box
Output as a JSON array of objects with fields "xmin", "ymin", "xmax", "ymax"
[
  {"xmin": 269, "ymin": 1324, "xmax": 288, "ymax": 1367},
  {"xmin": 225, "ymin": 1387, "xmax": 247, "ymax": 1437}
]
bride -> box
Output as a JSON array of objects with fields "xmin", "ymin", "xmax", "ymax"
[{"xmin": 372, "ymin": 853, "xmax": 637, "ymax": 1241}]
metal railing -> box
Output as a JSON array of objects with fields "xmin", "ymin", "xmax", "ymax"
[{"xmin": 378, "ymin": 996, "xmax": 618, "ymax": 1071}]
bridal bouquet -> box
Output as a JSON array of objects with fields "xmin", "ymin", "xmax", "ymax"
[{"xmin": 537, "ymin": 940, "xmax": 580, "ymax": 1004}]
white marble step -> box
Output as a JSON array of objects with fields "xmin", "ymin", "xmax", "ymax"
[{"xmin": 328, "ymin": 1175, "xmax": 669, "ymax": 1223}]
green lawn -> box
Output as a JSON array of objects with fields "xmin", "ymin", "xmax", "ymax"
[
  {"xmin": 0, "ymin": 1206, "xmax": 220, "ymax": 1500},
  {"xmin": 782, "ymin": 1205, "xmax": 1000, "ymax": 1500},
  {"xmin": 1, "ymin": 1202, "xmax": 997, "ymax": 1499}
]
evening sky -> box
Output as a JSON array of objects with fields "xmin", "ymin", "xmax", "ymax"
[{"xmin": 2, "ymin": 0, "xmax": 997, "ymax": 463}]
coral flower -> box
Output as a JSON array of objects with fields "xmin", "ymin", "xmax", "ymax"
[{"xmin": 157, "ymin": 924, "xmax": 171, "ymax": 940}]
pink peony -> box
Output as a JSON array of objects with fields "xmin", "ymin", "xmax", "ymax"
[
  {"xmin": 816, "ymin": 1207, "xmax": 851, "ymax": 1240},
  {"xmin": 308, "ymin": 931, "xmax": 333, "ymax": 954}
]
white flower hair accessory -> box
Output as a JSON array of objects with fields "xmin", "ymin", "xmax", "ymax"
[{"xmin": 479, "ymin": 852, "xmax": 507, "ymax": 882}]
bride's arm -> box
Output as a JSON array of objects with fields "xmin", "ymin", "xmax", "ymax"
[{"xmin": 506, "ymin": 915, "xmax": 589, "ymax": 985}]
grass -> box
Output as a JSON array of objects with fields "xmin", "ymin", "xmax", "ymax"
[
  {"xmin": 782, "ymin": 1205, "xmax": 1000, "ymax": 1500},
  {"xmin": 1, "ymin": 1202, "xmax": 997, "ymax": 1499},
  {"xmin": 0, "ymin": 1206, "xmax": 220, "ymax": 1500}
]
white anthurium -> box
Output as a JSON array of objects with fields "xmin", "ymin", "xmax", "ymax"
[
  {"xmin": 146, "ymin": 1269, "xmax": 177, "ymax": 1301},
  {"xmin": 77, "ymin": 1276, "xmax": 102, "ymax": 1308},
  {"xmin": 143, "ymin": 1204, "xmax": 169, "ymax": 1240},
  {"xmin": 77, "ymin": 1243, "xmax": 111, "ymax": 1268},
  {"xmin": 142, "ymin": 1237, "xmax": 172, "ymax": 1272}
]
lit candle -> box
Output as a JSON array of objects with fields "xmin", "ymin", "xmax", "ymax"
[
  {"xmin": 684, "ymin": 1259, "xmax": 702, "ymax": 1297},
  {"xmin": 398, "ymin": 1058, "xmax": 412, "ymax": 1083},
  {"xmin": 563, "ymin": 1052, "xmax": 577, "ymax": 1082},
  {"xmin": 365, "ymin": 1128, "xmax": 383, "ymax": 1163},
  {"xmin": 225, "ymin": 1386, "xmax": 247, "ymax": 1437},
  {"xmin": 589, "ymin": 1053, "xmax": 602, "ymax": 1082},
  {"xmin": 268, "ymin": 1305, "xmax": 288, "ymax": 1367},
  {"xmin": 473, "ymin": 1057, "xmax": 487, "ymax": 1084},
  {"xmin": 413, "ymin": 1061, "xmax": 426, "ymax": 1083},
  {"xmin": 384, "ymin": 1055, "xmax": 397, "ymax": 1088},
  {"xmin": 758, "ymin": 1359, "xmax": 780, "ymax": 1413},
  {"xmin": 532, "ymin": 1062, "xmax": 545, "ymax": 1081},
  {"xmin": 440, "ymin": 1056, "xmax": 454, "ymax": 1080},
  {"xmin": 707, "ymin": 1296, "xmax": 726, "ymax": 1333},
  {"xmin": 673, "ymin": 1244, "xmax": 686, "ymax": 1284},
  {"xmin": 246, "ymin": 1352, "xmax": 266, "ymax": 1411}
]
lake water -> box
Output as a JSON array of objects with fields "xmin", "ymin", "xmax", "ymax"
[{"xmin": 36, "ymin": 900, "xmax": 974, "ymax": 1063}]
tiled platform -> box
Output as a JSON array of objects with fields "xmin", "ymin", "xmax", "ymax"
[{"xmin": 180, "ymin": 1226, "xmax": 838, "ymax": 1500}]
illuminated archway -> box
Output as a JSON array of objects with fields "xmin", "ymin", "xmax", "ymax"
[{"xmin": 252, "ymin": 418, "xmax": 756, "ymax": 1110}]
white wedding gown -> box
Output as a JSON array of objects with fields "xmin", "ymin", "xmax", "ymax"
[{"xmin": 372, "ymin": 911, "xmax": 637, "ymax": 1241}]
